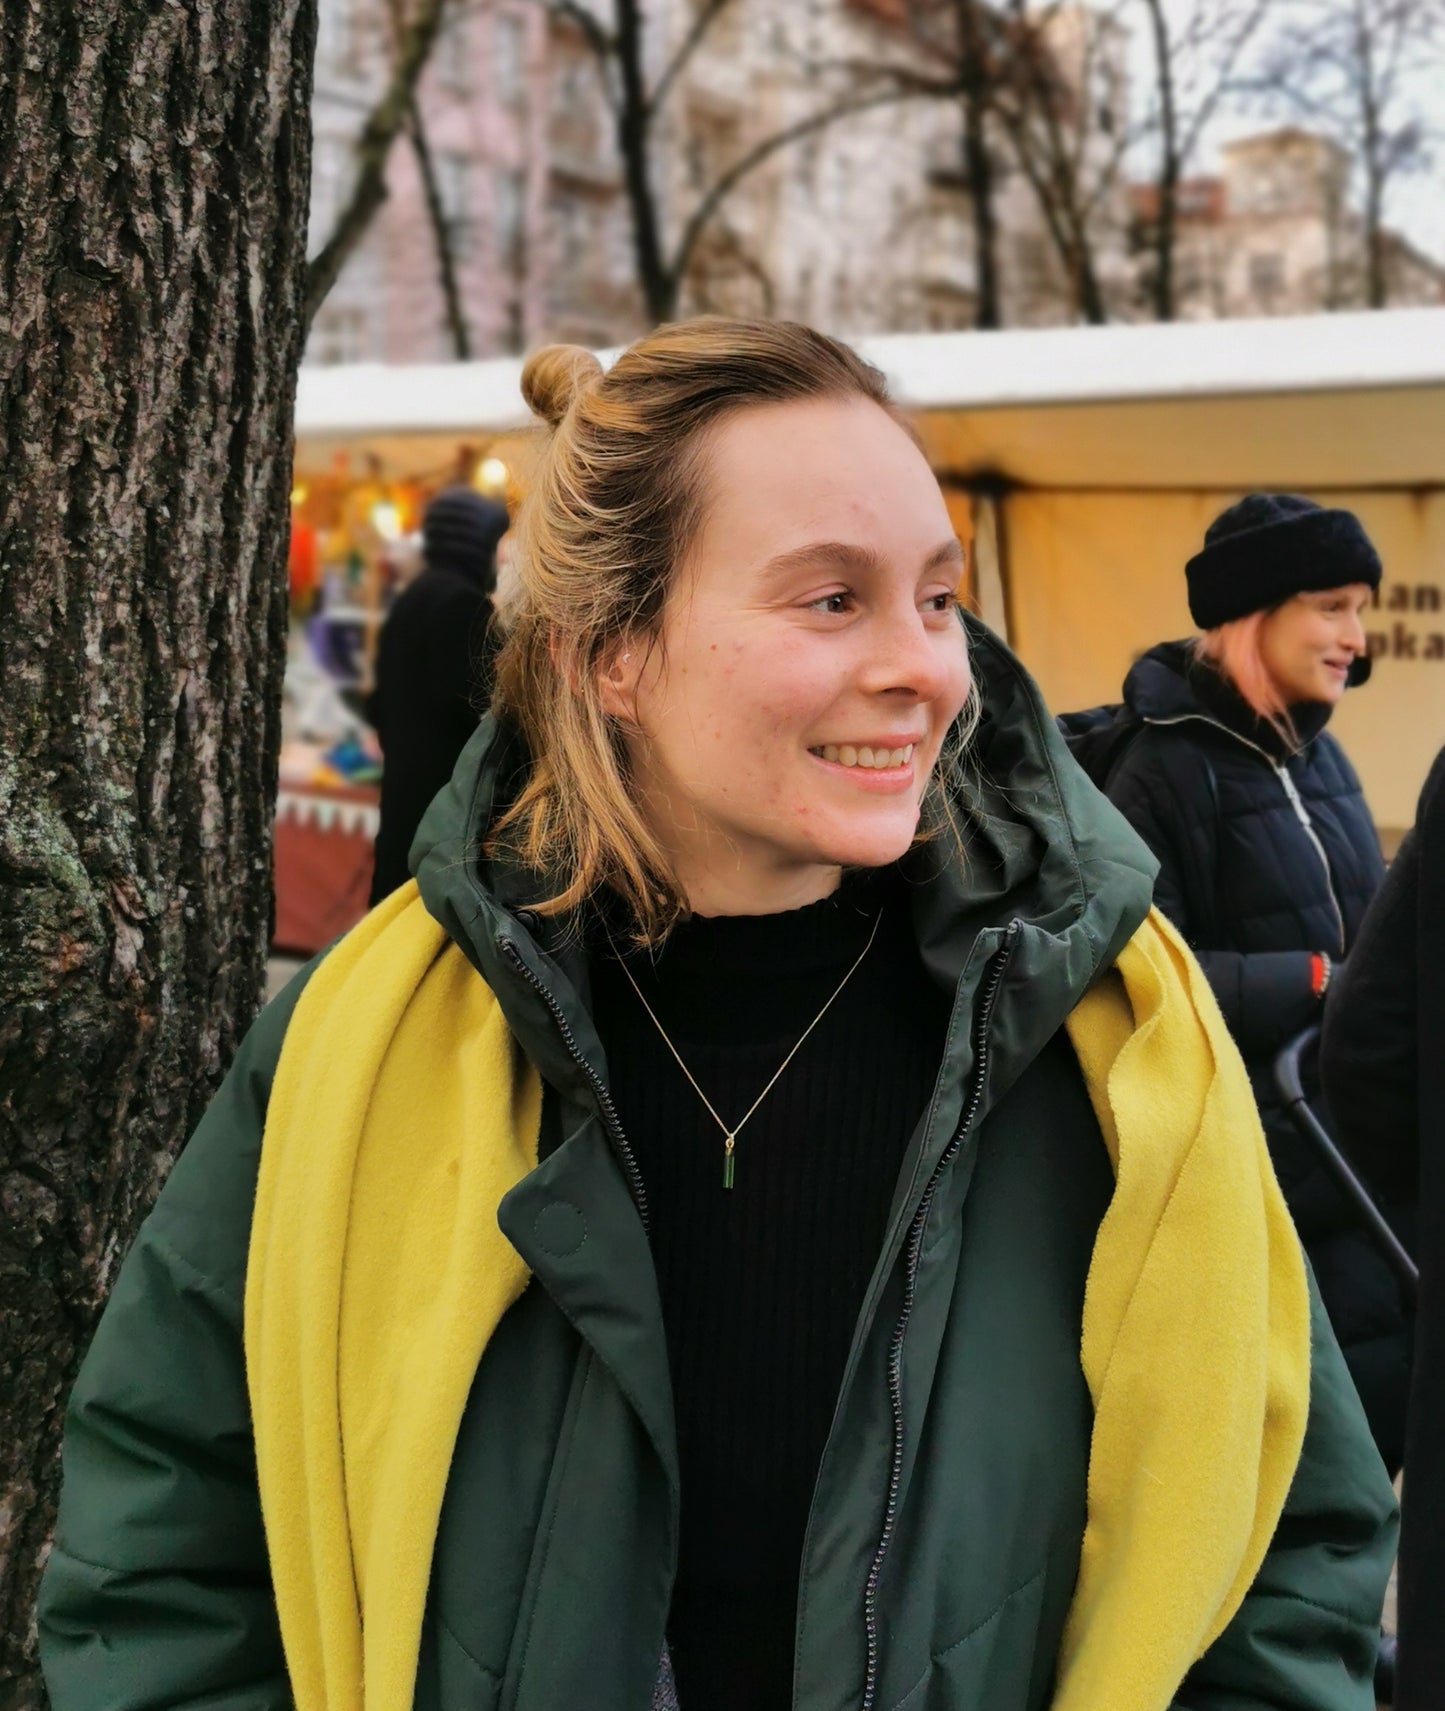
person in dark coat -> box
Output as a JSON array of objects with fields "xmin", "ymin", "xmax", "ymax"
[
  {"xmin": 1105, "ymin": 494, "xmax": 1413, "ymax": 1472},
  {"xmin": 1322, "ymin": 745, "xmax": 1445, "ymax": 1711},
  {"xmin": 366, "ymin": 487, "xmax": 508, "ymax": 903}
]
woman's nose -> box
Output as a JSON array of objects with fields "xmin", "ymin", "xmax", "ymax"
[{"xmin": 872, "ymin": 607, "xmax": 956, "ymax": 699}]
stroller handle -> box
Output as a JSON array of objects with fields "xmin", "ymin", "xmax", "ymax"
[{"xmin": 1274, "ymin": 1026, "xmax": 1419, "ymax": 1301}]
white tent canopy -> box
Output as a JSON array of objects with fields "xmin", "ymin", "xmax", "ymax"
[
  {"xmin": 293, "ymin": 311, "xmax": 1445, "ymax": 829},
  {"xmin": 294, "ymin": 308, "xmax": 1445, "ymax": 489}
]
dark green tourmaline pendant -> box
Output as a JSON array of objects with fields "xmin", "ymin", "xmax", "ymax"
[{"xmin": 723, "ymin": 1136, "xmax": 736, "ymax": 1190}]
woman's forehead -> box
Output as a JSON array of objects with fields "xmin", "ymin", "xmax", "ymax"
[{"xmin": 690, "ymin": 397, "xmax": 948, "ymax": 554}]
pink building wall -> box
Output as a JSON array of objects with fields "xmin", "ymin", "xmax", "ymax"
[{"xmin": 308, "ymin": 0, "xmax": 553, "ymax": 364}]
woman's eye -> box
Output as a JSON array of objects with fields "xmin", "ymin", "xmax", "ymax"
[
  {"xmin": 923, "ymin": 592, "xmax": 958, "ymax": 614},
  {"xmin": 808, "ymin": 591, "xmax": 853, "ymax": 615}
]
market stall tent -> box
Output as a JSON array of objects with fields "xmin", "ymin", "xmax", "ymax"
[{"xmin": 294, "ymin": 307, "xmax": 1445, "ymax": 841}]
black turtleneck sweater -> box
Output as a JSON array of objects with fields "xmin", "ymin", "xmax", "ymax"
[{"xmin": 589, "ymin": 869, "xmax": 952, "ymax": 1711}]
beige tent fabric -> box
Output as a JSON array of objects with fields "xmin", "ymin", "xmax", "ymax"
[{"xmin": 998, "ymin": 486, "xmax": 1445, "ymax": 840}]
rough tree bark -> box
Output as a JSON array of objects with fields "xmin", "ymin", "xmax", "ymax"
[{"xmin": 0, "ymin": 0, "xmax": 316, "ymax": 1700}]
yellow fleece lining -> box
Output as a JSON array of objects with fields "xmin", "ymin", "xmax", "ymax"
[{"xmin": 246, "ymin": 892, "xmax": 1308, "ymax": 1711}]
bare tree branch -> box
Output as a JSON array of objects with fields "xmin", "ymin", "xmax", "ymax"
[
  {"xmin": 1180, "ymin": 0, "xmax": 1271, "ymax": 157},
  {"xmin": 1245, "ymin": 0, "xmax": 1445, "ymax": 307},
  {"xmin": 650, "ymin": 0, "xmax": 737, "ymax": 117},
  {"xmin": 547, "ymin": 0, "xmax": 615, "ymax": 60},
  {"xmin": 304, "ymin": 0, "xmax": 452, "ymax": 327},
  {"xmin": 407, "ymin": 101, "xmax": 472, "ymax": 359},
  {"xmin": 670, "ymin": 86, "xmax": 912, "ymax": 292}
]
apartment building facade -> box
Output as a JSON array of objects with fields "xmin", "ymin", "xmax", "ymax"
[
  {"xmin": 1130, "ymin": 128, "xmax": 1445, "ymax": 320},
  {"xmin": 307, "ymin": 0, "xmax": 552, "ymax": 364},
  {"xmin": 304, "ymin": 1, "xmax": 1442, "ymax": 365}
]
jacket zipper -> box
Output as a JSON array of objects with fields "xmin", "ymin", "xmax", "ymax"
[
  {"xmin": 860, "ymin": 923, "xmax": 1020, "ymax": 1710},
  {"xmin": 498, "ymin": 937, "xmax": 651, "ymax": 1232},
  {"xmin": 1274, "ymin": 768, "xmax": 1347, "ymax": 955},
  {"xmin": 1143, "ymin": 712, "xmax": 1347, "ymax": 955}
]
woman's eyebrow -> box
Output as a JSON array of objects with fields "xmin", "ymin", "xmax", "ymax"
[
  {"xmin": 925, "ymin": 537, "xmax": 967, "ymax": 574},
  {"xmin": 758, "ymin": 537, "xmax": 965, "ymax": 581}
]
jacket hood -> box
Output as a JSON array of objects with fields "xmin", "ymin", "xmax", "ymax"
[
  {"xmin": 410, "ymin": 615, "xmax": 1157, "ymax": 1123},
  {"xmin": 1121, "ymin": 639, "xmax": 1206, "ymax": 723}
]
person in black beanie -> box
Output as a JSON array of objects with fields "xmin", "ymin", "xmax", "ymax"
[
  {"xmin": 366, "ymin": 487, "xmax": 509, "ymax": 903},
  {"xmin": 1104, "ymin": 495, "xmax": 1415, "ymax": 1485}
]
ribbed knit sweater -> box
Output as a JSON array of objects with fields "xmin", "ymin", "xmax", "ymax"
[{"xmin": 590, "ymin": 869, "xmax": 952, "ymax": 1711}]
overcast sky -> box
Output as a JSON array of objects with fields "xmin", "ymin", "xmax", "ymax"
[{"xmin": 1124, "ymin": 0, "xmax": 1444, "ymax": 263}]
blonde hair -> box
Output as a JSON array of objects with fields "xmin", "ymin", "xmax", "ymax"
[
  {"xmin": 1193, "ymin": 614, "xmax": 1298, "ymax": 746},
  {"xmin": 490, "ymin": 316, "xmax": 962, "ymax": 941}
]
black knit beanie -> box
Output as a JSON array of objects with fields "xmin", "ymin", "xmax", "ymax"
[
  {"xmin": 422, "ymin": 487, "xmax": 509, "ymax": 586},
  {"xmin": 1185, "ymin": 494, "xmax": 1382, "ymax": 629}
]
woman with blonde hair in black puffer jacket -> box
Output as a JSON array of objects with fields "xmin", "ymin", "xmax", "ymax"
[{"xmin": 1105, "ymin": 493, "xmax": 1412, "ymax": 1474}]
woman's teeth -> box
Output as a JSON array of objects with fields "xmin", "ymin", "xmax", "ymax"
[{"xmin": 815, "ymin": 743, "xmax": 914, "ymax": 769}]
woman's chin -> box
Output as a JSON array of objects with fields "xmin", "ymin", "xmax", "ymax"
[{"xmin": 805, "ymin": 816, "xmax": 922, "ymax": 873}]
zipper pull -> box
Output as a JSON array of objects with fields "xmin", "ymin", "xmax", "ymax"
[{"xmin": 1277, "ymin": 765, "xmax": 1314, "ymax": 829}]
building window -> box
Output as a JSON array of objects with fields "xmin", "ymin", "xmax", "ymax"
[
  {"xmin": 437, "ymin": 6, "xmax": 473, "ymax": 96},
  {"xmin": 1248, "ymin": 250, "xmax": 1286, "ymax": 303},
  {"xmin": 307, "ymin": 134, "xmax": 352, "ymax": 259},
  {"xmin": 308, "ymin": 303, "xmax": 370, "ymax": 365},
  {"xmin": 316, "ymin": 0, "xmax": 365, "ymax": 76},
  {"xmin": 695, "ymin": 0, "xmax": 744, "ymax": 54},
  {"xmin": 552, "ymin": 190, "xmax": 589, "ymax": 277},
  {"xmin": 496, "ymin": 12, "xmax": 526, "ymax": 108},
  {"xmin": 684, "ymin": 100, "xmax": 741, "ymax": 189},
  {"xmin": 437, "ymin": 151, "xmax": 475, "ymax": 261},
  {"xmin": 495, "ymin": 166, "xmax": 526, "ymax": 273}
]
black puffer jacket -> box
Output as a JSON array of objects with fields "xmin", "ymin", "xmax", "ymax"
[
  {"xmin": 1323, "ymin": 747, "xmax": 1445, "ymax": 1709},
  {"xmin": 1106, "ymin": 641, "xmax": 1410, "ymax": 1468}
]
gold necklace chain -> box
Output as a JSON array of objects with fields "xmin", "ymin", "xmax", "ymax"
[{"xmin": 610, "ymin": 906, "xmax": 883, "ymax": 1189}]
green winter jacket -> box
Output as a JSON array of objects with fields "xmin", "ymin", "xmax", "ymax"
[{"xmin": 38, "ymin": 621, "xmax": 1396, "ymax": 1711}]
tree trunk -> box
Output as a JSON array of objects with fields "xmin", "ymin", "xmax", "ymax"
[
  {"xmin": 1070, "ymin": 238, "xmax": 1109, "ymax": 324},
  {"xmin": 613, "ymin": 0, "xmax": 678, "ymax": 324},
  {"xmin": 1142, "ymin": 0, "xmax": 1179, "ymax": 320},
  {"xmin": 0, "ymin": 0, "xmax": 315, "ymax": 1698},
  {"xmin": 1364, "ymin": 162, "xmax": 1387, "ymax": 309},
  {"xmin": 956, "ymin": 0, "xmax": 1002, "ymax": 329},
  {"xmin": 1359, "ymin": 93, "xmax": 1388, "ymax": 308},
  {"xmin": 1352, "ymin": 0, "xmax": 1387, "ymax": 309}
]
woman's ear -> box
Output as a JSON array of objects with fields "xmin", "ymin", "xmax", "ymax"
[{"xmin": 596, "ymin": 639, "xmax": 644, "ymax": 722}]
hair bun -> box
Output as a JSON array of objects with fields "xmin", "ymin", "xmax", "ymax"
[{"xmin": 521, "ymin": 344, "xmax": 603, "ymax": 429}]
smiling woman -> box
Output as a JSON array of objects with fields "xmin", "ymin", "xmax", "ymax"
[
  {"xmin": 492, "ymin": 324, "xmax": 976, "ymax": 933},
  {"xmin": 1103, "ymin": 492, "xmax": 1415, "ymax": 1492},
  {"xmin": 589, "ymin": 394, "xmax": 973, "ymax": 919},
  {"xmin": 38, "ymin": 323, "xmax": 1397, "ymax": 1711}
]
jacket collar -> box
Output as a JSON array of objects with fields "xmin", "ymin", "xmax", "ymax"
[
  {"xmin": 1123, "ymin": 639, "xmax": 1333, "ymax": 762},
  {"xmin": 410, "ymin": 615, "xmax": 1156, "ymax": 1124}
]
